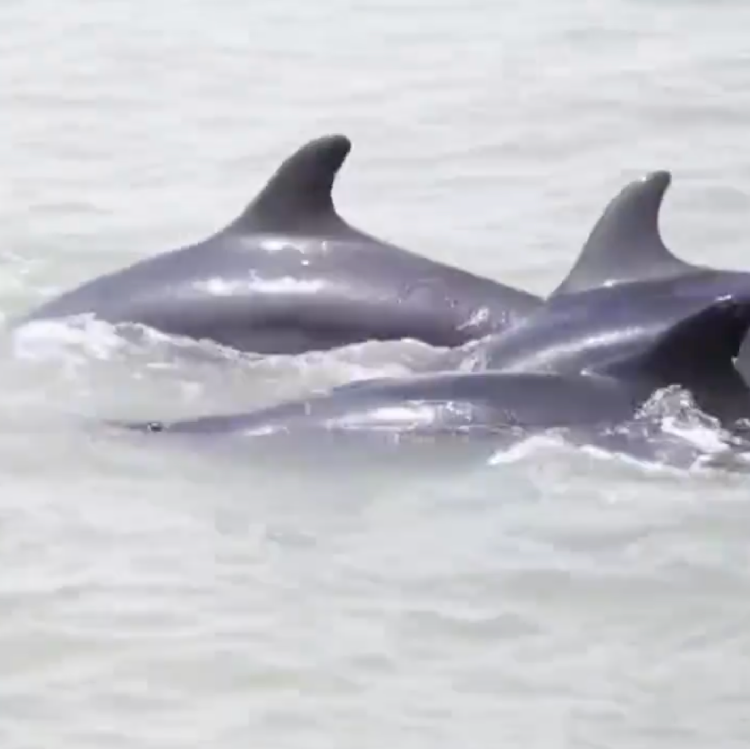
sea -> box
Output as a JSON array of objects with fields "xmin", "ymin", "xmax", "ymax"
[{"xmin": 2, "ymin": 0, "xmax": 750, "ymax": 746}]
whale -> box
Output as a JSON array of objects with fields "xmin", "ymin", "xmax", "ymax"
[
  {"xmin": 455, "ymin": 170, "xmax": 750, "ymax": 386},
  {"xmin": 14, "ymin": 134, "xmax": 541, "ymax": 355},
  {"xmin": 114, "ymin": 298, "xmax": 750, "ymax": 469}
]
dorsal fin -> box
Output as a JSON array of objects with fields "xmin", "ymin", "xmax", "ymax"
[
  {"xmin": 229, "ymin": 134, "xmax": 352, "ymax": 233},
  {"xmin": 598, "ymin": 298, "xmax": 750, "ymax": 421},
  {"xmin": 551, "ymin": 171, "xmax": 699, "ymax": 297}
]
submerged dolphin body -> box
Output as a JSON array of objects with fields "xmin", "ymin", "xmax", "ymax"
[
  {"xmin": 14, "ymin": 135, "xmax": 541, "ymax": 355},
  {"xmin": 115, "ymin": 299, "xmax": 750, "ymax": 469}
]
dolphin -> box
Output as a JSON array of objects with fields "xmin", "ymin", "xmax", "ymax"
[
  {"xmin": 13, "ymin": 134, "xmax": 541, "ymax": 355},
  {"xmin": 114, "ymin": 299, "xmax": 750, "ymax": 468},
  {"xmin": 456, "ymin": 170, "xmax": 750, "ymax": 384}
]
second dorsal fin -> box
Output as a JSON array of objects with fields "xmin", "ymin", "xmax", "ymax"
[
  {"xmin": 230, "ymin": 134, "xmax": 352, "ymax": 233},
  {"xmin": 551, "ymin": 171, "xmax": 699, "ymax": 297}
]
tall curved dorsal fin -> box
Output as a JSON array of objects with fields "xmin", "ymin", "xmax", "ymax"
[
  {"xmin": 551, "ymin": 171, "xmax": 699, "ymax": 297},
  {"xmin": 230, "ymin": 134, "xmax": 352, "ymax": 233}
]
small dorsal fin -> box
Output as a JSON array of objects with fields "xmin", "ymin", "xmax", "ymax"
[
  {"xmin": 598, "ymin": 298, "xmax": 750, "ymax": 420},
  {"xmin": 230, "ymin": 134, "xmax": 352, "ymax": 233},
  {"xmin": 551, "ymin": 171, "xmax": 699, "ymax": 297}
]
